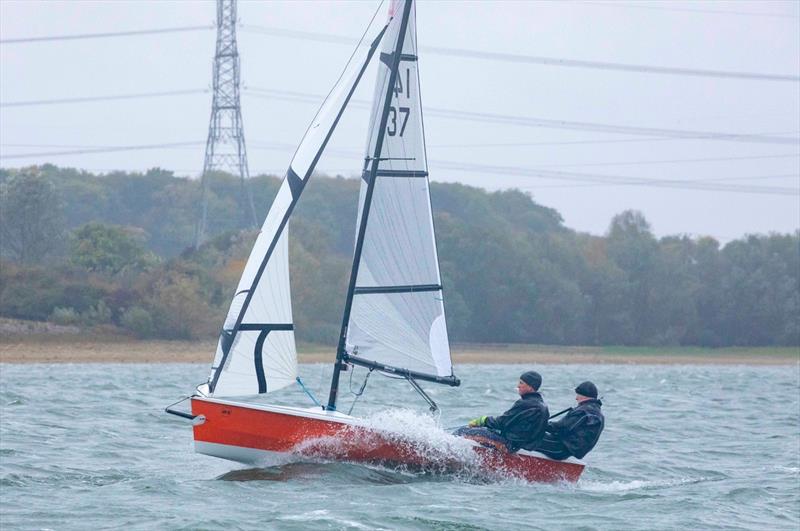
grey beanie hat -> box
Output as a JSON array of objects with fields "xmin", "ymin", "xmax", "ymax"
[
  {"xmin": 575, "ymin": 381, "xmax": 598, "ymax": 398},
  {"xmin": 520, "ymin": 371, "xmax": 542, "ymax": 390}
]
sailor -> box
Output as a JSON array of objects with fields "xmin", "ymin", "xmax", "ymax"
[
  {"xmin": 454, "ymin": 370, "xmax": 549, "ymax": 452},
  {"xmin": 534, "ymin": 381, "xmax": 604, "ymax": 460}
]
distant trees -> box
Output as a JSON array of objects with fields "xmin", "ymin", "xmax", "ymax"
[
  {"xmin": 0, "ymin": 165, "xmax": 797, "ymax": 346},
  {"xmin": 0, "ymin": 168, "xmax": 64, "ymax": 264},
  {"xmin": 69, "ymin": 222, "xmax": 158, "ymax": 275},
  {"xmin": 719, "ymin": 234, "xmax": 800, "ymax": 345}
]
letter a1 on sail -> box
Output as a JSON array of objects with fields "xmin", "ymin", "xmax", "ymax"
[{"xmin": 167, "ymin": 0, "xmax": 585, "ymax": 484}]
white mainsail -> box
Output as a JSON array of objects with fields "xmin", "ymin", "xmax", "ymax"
[
  {"xmin": 344, "ymin": 0, "xmax": 454, "ymax": 379},
  {"xmin": 206, "ymin": 14, "xmax": 392, "ymax": 398}
]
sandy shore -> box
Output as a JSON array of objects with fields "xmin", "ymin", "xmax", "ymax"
[{"xmin": 1, "ymin": 338, "xmax": 797, "ymax": 365}]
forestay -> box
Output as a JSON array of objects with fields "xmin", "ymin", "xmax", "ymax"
[
  {"xmin": 205, "ymin": 15, "xmax": 390, "ymax": 398},
  {"xmin": 344, "ymin": 0, "xmax": 454, "ymax": 379}
]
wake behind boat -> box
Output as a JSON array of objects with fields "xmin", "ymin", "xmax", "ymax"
[{"xmin": 167, "ymin": 0, "xmax": 584, "ymax": 484}]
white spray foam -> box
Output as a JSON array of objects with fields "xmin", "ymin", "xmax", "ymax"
[
  {"xmin": 289, "ymin": 408, "xmax": 483, "ymax": 477},
  {"xmin": 279, "ymin": 510, "xmax": 385, "ymax": 530},
  {"xmin": 358, "ymin": 408, "xmax": 481, "ymax": 462},
  {"xmin": 578, "ymin": 476, "xmax": 710, "ymax": 493}
]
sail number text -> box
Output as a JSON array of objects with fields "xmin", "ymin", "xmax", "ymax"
[
  {"xmin": 387, "ymin": 107, "xmax": 410, "ymax": 137},
  {"xmin": 387, "ymin": 68, "xmax": 412, "ymax": 137}
]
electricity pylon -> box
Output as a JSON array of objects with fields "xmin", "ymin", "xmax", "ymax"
[{"xmin": 196, "ymin": 0, "xmax": 257, "ymax": 247}]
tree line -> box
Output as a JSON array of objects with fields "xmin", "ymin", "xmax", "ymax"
[{"xmin": 1, "ymin": 165, "xmax": 797, "ymax": 347}]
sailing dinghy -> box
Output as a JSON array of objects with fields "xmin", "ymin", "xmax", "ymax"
[{"xmin": 168, "ymin": 0, "xmax": 584, "ymax": 484}]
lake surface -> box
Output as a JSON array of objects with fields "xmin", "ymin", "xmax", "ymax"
[{"xmin": 1, "ymin": 362, "xmax": 798, "ymax": 530}]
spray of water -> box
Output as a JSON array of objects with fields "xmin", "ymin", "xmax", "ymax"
[
  {"xmin": 358, "ymin": 408, "xmax": 479, "ymax": 462},
  {"xmin": 287, "ymin": 408, "xmax": 485, "ymax": 478}
]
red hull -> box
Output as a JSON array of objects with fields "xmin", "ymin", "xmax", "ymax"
[{"xmin": 191, "ymin": 397, "xmax": 584, "ymax": 483}]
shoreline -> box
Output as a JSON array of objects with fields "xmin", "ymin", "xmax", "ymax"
[{"xmin": 1, "ymin": 338, "xmax": 797, "ymax": 365}]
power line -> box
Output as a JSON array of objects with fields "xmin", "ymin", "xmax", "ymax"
[
  {"xmin": 10, "ymin": 85, "xmax": 793, "ymax": 147},
  {"xmin": 0, "ymin": 140, "xmax": 310, "ymax": 160},
  {"xmin": 6, "ymin": 139, "xmax": 798, "ymax": 176},
  {"xmin": 517, "ymin": 174, "xmax": 800, "ymax": 190},
  {"xmin": 0, "ymin": 25, "xmax": 213, "ymax": 45},
  {"xmin": 2, "ymin": 21, "xmax": 795, "ymax": 82},
  {"xmin": 506, "ymin": 153, "xmax": 800, "ymax": 169},
  {"xmin": 519, "ymin": 172, "xmax": 800, "ymax": 189},
  {"xmin": 240, "ymin": 24, "xmax": 800, "ymax": 82},
  {"xmin": 245, "ymin": 143, "xmax": 800, "ymax": 173},
  {"xmin": 8, "ymin": 141, "xmax": 796, "ymax": 170},
  {"xmin": 432, "ymin": 160, "xmax": 799, "ymax": 196},
  {"xmin": 0, "ymin": 89, "xmax": 209, "ymax": 108},
  {"xmin": 424, "ymin": 45, "xmax": 800, "ymax": 83},
  {"xmin": 1, "ymin": 143, "xmax": 120, "ymax": 149},
  {"xmin": 427, "ymin": 136, "xmax": 800, "ymax": 148},
  {"xmin": 0, "ymin": 141, "xmax": 204, "ymax": 160},
  {"xmin": 583, "ymin": 1, "xmax": 800, "ymax": 19},
  {"xmin": 426, "ymin": 108, "xmax": 800, "ymax": 146},
  {"xmin": 698, "ymin": 173, "xmax": 799, "ymax": 183},
  {"xmin": 3, "ymin": 140, "xmax": 796, "ymax": 195},
  {"xmin": 245, "ymin": 86, "xmax": 800, "ymax": 145}
]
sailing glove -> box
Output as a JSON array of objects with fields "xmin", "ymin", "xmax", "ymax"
[{"xmin": 468, "ymin": 415, "xmax": 488, "ymax": 427}]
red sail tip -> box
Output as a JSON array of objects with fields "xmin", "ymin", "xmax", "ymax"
[{"xmin": 388, "ymin": 0, "xmax": 402, "ymax": 19}]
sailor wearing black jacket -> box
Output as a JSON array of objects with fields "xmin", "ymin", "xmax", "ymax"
[
  {"xmin": 535, "ymin": 381, "xmax": 604, "ymax": 460},
  {"xmin": 454, "ymin": 371, "xmax": 549, "ymax": 452}
]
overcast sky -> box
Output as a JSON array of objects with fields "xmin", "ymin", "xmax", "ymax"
[{"xmin": 1, "ymin": 0, "xmax": 798, "ymax": 241}]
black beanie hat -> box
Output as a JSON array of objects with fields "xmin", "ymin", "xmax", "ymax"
[
  {"xmin": 520, "ymin": 371, "xmax": 542, "ymax": 390},
  {"xmin": 575, "ymin": 381, "xmax": 598, "ymax": 398}
]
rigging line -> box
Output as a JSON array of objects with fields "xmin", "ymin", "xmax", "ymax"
[
  {"xmin": 0, "ymin": 141, "xmax": 204, "ymax": 160},
  {"xmin": 239, "ymin": 24, "xmax": 799, "ymax": 82},
  {"xmin": 431, "ymin": 160, "xmax": 800, "ymax": 196},
  {"xmin": 245, "ymin": 87, "xmax": 800, "ymax": 145},
  {"xmin": 0, "ymin": 25, "xmax": 214, "ymax": 44},
  {"xmin": 0, "ymin": 89, "xmax": 209, "ymax": 108}
]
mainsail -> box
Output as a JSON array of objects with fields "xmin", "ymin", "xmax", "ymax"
[
  {"xmin": 205, "ymin": 14, "xmax": 391, "ymax": 398},
  {"xmin": 331, "ymin": 0, "xmax": 457, "ymax": 409}
]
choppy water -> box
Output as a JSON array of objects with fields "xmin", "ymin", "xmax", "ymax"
[{"xmin": 1, "ymin": 362, "xmax": 798, "ymax": 530}]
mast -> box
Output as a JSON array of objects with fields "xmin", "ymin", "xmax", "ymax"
[{"xmin": 327, "ymin": 0, "xmax": 415, "ymax": 411}]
